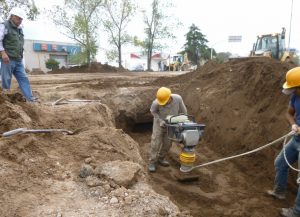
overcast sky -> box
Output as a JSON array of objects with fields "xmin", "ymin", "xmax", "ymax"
[{"xmin": 24, "ymin": 0, "xmax": 299, "ymax": 60}]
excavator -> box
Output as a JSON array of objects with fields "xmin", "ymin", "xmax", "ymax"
[{"xmin": 250, "ymin": 27, "xmax": 294, "ymax": 62}]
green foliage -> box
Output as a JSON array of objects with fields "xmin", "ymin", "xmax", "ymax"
[
  {"xmin": 68, "ymin": 52, "xmax": 87, "ymax": 65},
  {"xmin": 105, "ymin": 49, "xmax": 118, "ymax": 62},
  {"xmin": 141, "ymin": 0, "xmax": 178, "ymax": 70},
  {"xmin": 45, "ymin": 58, "xmax": 60, "ymax": 70},
  {"xmin": 0, "ymin": 0, "xmax": 39, "ymax": 20},
  {"xmin": 102, "ymin": 0, "xmax": 136, "ymax": 68},
  {"xmin": 133, "ymin": 36, "xmax": 146, "ymax": 48},
  {"xmin": 50, "ymin": 0, "xmax": 102, "ymax": 65},
  {"xmin": 216, "ymin": 52, "xmax": 231, "ymax": 63},
  {"xmin": 183, "ymin": 24, "xmax": 210, "ymax": 64}
]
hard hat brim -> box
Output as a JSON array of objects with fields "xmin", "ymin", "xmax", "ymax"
[
  {"xmin": 283, "ymin": 82, "xmax": 292, "ymax": 89},
  {"xmin": 283, "ymin": 82, "xmax": 300, "ymax": 89}
]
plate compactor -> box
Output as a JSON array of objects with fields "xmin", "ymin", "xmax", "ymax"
[{"xmin": 165, "ymin": 114, "xmax": 205, "ymax": 182}]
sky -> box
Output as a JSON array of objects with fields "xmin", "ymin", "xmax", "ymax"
[{"xmin": 22, "ymin": 0, "xmax": 299, "ymax": 61}]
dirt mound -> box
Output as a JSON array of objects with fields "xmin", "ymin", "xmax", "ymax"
[
  {"xmin": 49, "ymin": 62, "xmax": 128, "ymax": 74},
  {"xmin": 0, "ymin": 92, "xmax": 187, "ymax": 217},
  {"xmin": 180, "ymin": 58, "xmax": 293, "ymax": 153}
]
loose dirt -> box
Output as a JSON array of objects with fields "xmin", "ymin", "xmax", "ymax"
[{"xmin": 0, "ymin": 58, "xmax": 298, "ymax": 217}]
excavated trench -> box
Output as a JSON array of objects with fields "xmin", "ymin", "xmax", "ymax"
[{"xmin": 117, "ymin": 116, "xmax": 228, "ymax": 217}]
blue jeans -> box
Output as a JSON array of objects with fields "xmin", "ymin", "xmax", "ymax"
[
  {"xmin": 0, "ymin": 59, "xmax": 34, "ymax": 101},
  {"xmin": 274, "ymin": 136, "xmax": 300, "ymax": 214}
]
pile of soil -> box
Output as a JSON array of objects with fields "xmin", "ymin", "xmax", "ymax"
[
  {"xmin": 153, "ymin": 57, "xmax": 295, "ymax": 156},
  {"xmin": 49, "ymin": 62, "xmax": 128, "ymax": 74}
]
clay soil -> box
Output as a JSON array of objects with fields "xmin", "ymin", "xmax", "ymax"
[{"xmin": 0, "ymin": 58, "xmax": 299, "ymax": 217}]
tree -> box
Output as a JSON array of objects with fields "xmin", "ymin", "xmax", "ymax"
[
  {"xmin": 0, "ymin": 0, "xmax": 39, "ymax": 20},
  {"xmin": 102, "ymin": 0, "xmax": 136, "ymax": 68},
  {"xmin": 183, "ymin": 24, "xmax": 210, "ymax": 65},
  {"xmin": 141, "ymin": 0, "xmax": 176, "ymax": 71},
  {"xmin": 51, "ymin": 0, "xmax": 103, "ymax": 66}
]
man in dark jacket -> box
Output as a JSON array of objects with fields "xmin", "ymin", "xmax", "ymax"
[{"xmin": 0, "ymin": 7, "xmax": 36, "ymax": 102}]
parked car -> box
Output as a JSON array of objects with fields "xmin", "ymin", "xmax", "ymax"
[{"xmin": 131, "ymin": 64, "xmax": 144, "ymax": 72}]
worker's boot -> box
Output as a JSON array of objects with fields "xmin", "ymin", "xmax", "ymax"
[
  {"xmin": 281, "ymin": 208, "xmax": 300, "ymax": 217},
  {"xmin": 148, "ymin": 163, "xmax": 156, "ymax": 172},
  {"xmin": 266, "ymin": 187, "xmax": 286, "ymax": 200},
  {"xmin": 158, "ymin": 159, "xmax": 170, "ymax": 167}
]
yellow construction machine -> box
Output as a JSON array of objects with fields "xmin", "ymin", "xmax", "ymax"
[
  {"xmin": 250, "ymin": 28, "xmax": 294, "ymax": 62},
  {"xmin": 167, "ymin": 53, "xmax": 191, "ymax": 71}
]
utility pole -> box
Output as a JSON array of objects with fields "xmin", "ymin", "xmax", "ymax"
[{"xmin": 288, "ymin": 0, "xmax": 294, "ymax": 51}]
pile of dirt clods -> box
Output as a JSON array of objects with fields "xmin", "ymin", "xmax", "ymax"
[
  {"xmin": 49, "ymin": 62, "xmax": 128, "ymax": 74},
  {"xmin": 0, "ymin": 91, "xmax": 189, "ymax": 217}
]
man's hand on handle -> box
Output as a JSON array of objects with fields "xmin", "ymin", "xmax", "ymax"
[
  {"xmin": 292, "ymin": 124, "xmax": 300, "ymax": 134},
  {"xmin": 159, "ymin": 119, "xmax": 166, "ymax": 128}
]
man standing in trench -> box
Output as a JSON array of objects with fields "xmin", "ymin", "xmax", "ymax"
[
  {"xmin": 0, "ymin": 7, "xmax": 36, "ymax": 102},
  {"xmin": 148, "ymin": 87, "xmax": 187, "ymax": 172},
  {"xmin": 267, "ymin": 67, "xmax": 300, "ymax": 217}
]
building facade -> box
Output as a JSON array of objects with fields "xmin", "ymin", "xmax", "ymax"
[{"xmin": 24, "ymin": 39, "xmax": 81, "ymax": 73}]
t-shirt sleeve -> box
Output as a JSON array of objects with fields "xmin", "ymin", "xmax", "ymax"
[{"xmin": 150, "ymin": 100, "xmax": 160, "ymax": 120}]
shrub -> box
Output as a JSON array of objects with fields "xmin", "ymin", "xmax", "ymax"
[{"xmin": 45, "ymin": 58, "xmax": 60, "ymax": 70}]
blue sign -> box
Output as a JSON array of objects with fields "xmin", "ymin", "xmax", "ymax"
[{"xmin": 33, "ymin": 43, "xmax": 81, "ymax": 54}]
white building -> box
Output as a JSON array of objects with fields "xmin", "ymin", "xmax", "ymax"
[
  {"xmin": 125, "ymin": 52, "xmax": 170, "ymax": 71},
  {"xmin": 24, "ymin": 39, "xmax": 81, "ymax": 73}
]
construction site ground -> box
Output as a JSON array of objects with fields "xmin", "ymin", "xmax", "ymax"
[{"xmin": 0, "ymin": 58, "xmax": 299, "ymax": 217}]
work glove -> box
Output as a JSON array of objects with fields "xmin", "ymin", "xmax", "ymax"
[
  {"xmin": 292, "ymin": 124, "xmax": 299, "ymax": 135},
  {"xmin": 159, "ymin": 119, "xmax": 166, "ymax": 127}
]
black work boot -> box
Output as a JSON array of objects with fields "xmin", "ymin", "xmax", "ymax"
[
  {"xmin": 281, "ymin": 208, "xmax": 300, "ymax": 217},
  {"xmin": 266, "ymin": 187, "xmax": 286, "ymax": 200},
  {"xmin": 158, "ymin": 159, "xmax": 170, "ymax": 167},
  {"xmin": 148, "ymin": 163, "xmax": 156, "ymax": 172}
]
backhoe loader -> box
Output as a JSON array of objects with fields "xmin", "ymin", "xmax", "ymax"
[
  {"xmin": 167, "ymin": 53, "xmax": 192, "ymax": 71},
  {"xmin": 250, "ymin": 27, "xmax": 294, "ymax": 62}
]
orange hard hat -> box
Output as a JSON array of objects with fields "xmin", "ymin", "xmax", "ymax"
[
  {"xmin": 283, "ymin": 67, "xmax": 300, "ymax": 89},
  {"xmin": 156, "ymin": 87, "xmax": 171, "ymax": 105}
]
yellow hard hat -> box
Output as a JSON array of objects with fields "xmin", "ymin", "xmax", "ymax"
[
  {"xmin": 283, "ymin": 67, "xmax": 300, "ymax": 89},
  {"xmin": 156, "ymin": 87, "xmax": 171, "ymax": 105}
]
